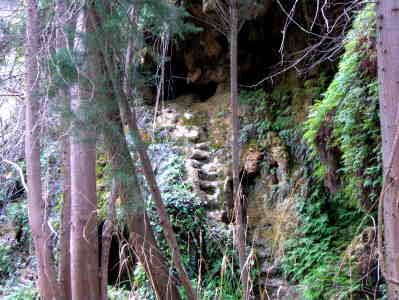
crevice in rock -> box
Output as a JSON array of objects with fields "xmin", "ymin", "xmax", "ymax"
[
  {"xmin": 241, "ymin": 168, "xmax": 261, "ymax": 198},
  {"xmin": 223, "ymin": 166, "xmax": 261, "ymax": 224}
]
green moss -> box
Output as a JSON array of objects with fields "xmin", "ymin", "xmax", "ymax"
[
  {"xmin": 239, "ymin": 79, "xmax": 323, "ymax": 163},
  {"xmin": 304, "ymin": 3, "xmax": 381, "ymax": 210},
  {"xmin": 282, "ymin": 4, "xmax": 383, "ymax": 300},
  {"xmin": 96, "ymin": 153, "xmax": 112, "ymax": 220}
]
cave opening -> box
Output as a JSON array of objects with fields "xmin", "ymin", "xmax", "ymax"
[
  {"xmin": 143, "ymin": 0, "xmax": 337, "ymax": 105},
  {"xmin": 159, "ymin": 63, "xmax": 219, "ymax": 101},
  {"xmin": 188, "ymin": 81, "xmax": 218, "ymax": 101}
]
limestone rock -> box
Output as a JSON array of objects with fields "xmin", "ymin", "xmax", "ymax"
[
  {"xmin": 156, "ymin": 107, "xmax": 179, "ymax": 127},
  {"xmin": 151, "ymin": 91, "xmax": 307, "ymax": 290}
]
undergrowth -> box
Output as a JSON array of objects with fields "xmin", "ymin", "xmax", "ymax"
[
  {"xmin": 239, "ymin": 74, "xmax": 326, "ymax": 163},
  {"xmin": 2, "ymin": 283, "xmax": 38, "ymax": 300},
  {"xmin": 238, "ymin": 4, "xmax": 382, "ymax": 300},
  {"xmin": 142, "ymin": 143, "xmax": 244, "ymax": 299},
  {"xmin": 282, "ymin": 4, "xmax": 383, "ymax": 300},
  {"xmin": 304, "ymin": 3, "xmax": 381, "ymax": 210},
  {"xmin": 281, "ymin": 181, "xmax": 371, "ymax": 300}
]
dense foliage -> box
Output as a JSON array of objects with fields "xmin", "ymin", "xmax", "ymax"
[
  {"xmin": 283, "ymin": 4, "xmax": 382, "ymax": 300},
  {"xmin": 238, "ymin": 4, "xmax": 382, "ymax": 299},
  {"xmin": 304, "ymin": 4, "xmax": 381, "ymax": 210}
]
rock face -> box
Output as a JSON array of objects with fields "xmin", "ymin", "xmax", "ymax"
[
  {"xmin": 140, "ymin": 0, "xmax": 304, "ymax": 103},
  {"xmin": 152, "ymin": 86, "xmax": 307, "ymax": 297},
  {"xmin": 144, "ymin": 1, "xmax": 349, "ymax": 296},
  {"xmin": 154, "ymin": 93, "xmax": 231, "ymax": 215}
]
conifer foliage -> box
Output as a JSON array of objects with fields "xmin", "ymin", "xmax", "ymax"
[{"xmin": 23, "ymin": 1, "xmax": 198, "ymax": 299}]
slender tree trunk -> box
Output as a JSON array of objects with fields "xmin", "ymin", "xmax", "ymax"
[
  {"xmin": 58, "ymin": 99, "xmax": 72, "ymax": 299},
  {"xmin": 99, "ymin": 47, "xmax": 197, "ymax": 300},
  {"xmin": 100, "ymin": 182, "xmax": 117, "ymax": 300},
  {"xmin": 119, "ymin": 100, "xmax": 196, "ymax": 300},
  {"xmin": 86, "ymin": 2, "xmax": 195, "ymax": 297},
  {"xmin": 83, "ymin": 2, "xmax": 180, "ymax": 298},
  {"xmin": 376, "ymin": 2, "xmax": 399, "ymax": 299},
  {"xmin": 130, "ymin": 212, "xmax": 181, "ymax": 300},
  {"xmin": 70, "ymin": 4, "xmax": 100, "ymax": 300},
  {"xmin": 102, "ymin": 112, "xmax": 181, "ymax": 300},
  {"xmin": 56, "ymin": 1, "xmax": 72, "ymax": 298},
  {"xmin": 25, "ymin": 1, "xmax": 62, "ymax": 299},
  {"xmin": 229, "ymin": 1, "xmax": 249, "ymax": 299}
]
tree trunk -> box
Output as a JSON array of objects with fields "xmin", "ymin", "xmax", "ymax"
[
  {"xmin": 83, "ymin": 2, "xmax": 182, "ymax": 297},
  {"xmin": 100, "ymin": 182, "xmax": 117, "ymax": 300},
  {"xmin": 229, "ymin": 1, "xmax": 249, "ymax": 299},
  {"xmin": 102, "ymin": 107, "xmax": 181, "ymax": 300},
  {"xmin": 55, "ymin": 0, "xmax": 73, "ymax": 298},
  {"xmin": 115, "ymin": 82, "xmax": 197, "ymax": 300},
  {"xmin": 376, "ymin": 1, "xmax": 399, "ymax": 299},
  {"xmin": 95, "ymin": 27, "xmax": 196, "ymax": 297},
  {"xmin": 130, "ymin": 212, "xmax": 181, "ymax": 300},
  {"xmin": 70, "ymin": 129, "xmax": 99, "ymax": 300},
  {"xmin": 70, "ymin": 4, "xmax": 100, "ymax": 300},
  {"xmin": 84, "ymin": 2, "xmax": 195, "ymax": 297},
  {"xmin": 25, "ymin": 1, "xmax": 62, "ymax": 299}
]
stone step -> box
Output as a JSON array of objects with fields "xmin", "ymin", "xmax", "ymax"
[
  {"xmin": 189, "ymin": 160, "xmax": 203, "ymax": 169},
  {"xmin": 194, "ymin": 142, "xmax": 211, "ymax": 151},
  {"xmin": 189, "ymin": 149, "xmax": 210, "ymax": 162},
  {"xmin": 198, "ymin": 180, "xmax": 218, "ymax": 195},
  {"xmin": 197, "ymin": 169, "xmax": 218, "ymax": 181}
]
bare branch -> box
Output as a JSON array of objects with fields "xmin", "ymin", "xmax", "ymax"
[{"xmin": 1, "ymin": 159, "xmax": 27, "ymax": 191}]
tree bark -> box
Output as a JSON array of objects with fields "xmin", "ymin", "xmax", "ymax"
[
  {"xmin": 70, "ymin": 4, "xmax": 100, "ymax": 300},
  {"xmin": 100, "ymin": 182, "xmax": 117, "ymax": 300},
  {"xmin": 376, "ymin": 1, "xmax": 399, "ymax": 299},
  {"xmin": 119, "ymin": 91, "xmax": 196, "ymax": 300},
  {"xmin": 25, "ymin": 1, "xmax": 62, "ymax": 299},
  {"xmin": 55, "ymin": 0, "xmax": 73, "ymax": 298},
  {"xmin": 102, "ymin": 105, "xmax": 181, "ymax": 300},
  {"xmin": 70, "ymin": 128, "xmax": 99, "ymax": 300},
  {"xmin": 229, "ymin": 1, "xmax": 249, "ymax": 299},
  {"xmin": 100, "ymin": 47, "xmax": 197, "ymax": 300}
]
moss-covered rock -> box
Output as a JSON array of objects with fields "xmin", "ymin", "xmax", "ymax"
[{"xmin": 304, "ymin": 4, "xmax": 381, "ymax": 211}]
